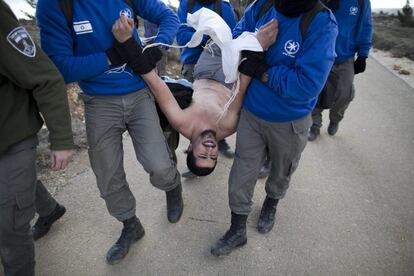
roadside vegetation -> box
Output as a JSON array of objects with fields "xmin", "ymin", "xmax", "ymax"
[{"xmin": 373, "ymin": 0, "xmax": 414, "ymax": 60}]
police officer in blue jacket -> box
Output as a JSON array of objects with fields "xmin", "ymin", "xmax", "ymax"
[
  {"xmin": 177, "ymin": 0, "xmax": 238, "ymax": 174},
  {"xmin": 36, "ymin": 0, "xmax": 183, "ymax": 264},
  {"xmin": 308, "ymin": 0, "xmax": 372, "ymax": 141},
  {"xmin": 210, "ymin": 0, "xmax": 338, "ymax": 256}
]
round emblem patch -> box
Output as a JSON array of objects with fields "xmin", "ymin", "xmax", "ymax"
[
  {"xmin": 120, "ymin": 8, "xmax": 133, "ymax": 19},
  {"xmin": 284, "ymin": 40, "xmax": 300, "ymax": 56},
  {"xmin": 7, "ymin": 27, "xmax": 36, "ymax": 58}
]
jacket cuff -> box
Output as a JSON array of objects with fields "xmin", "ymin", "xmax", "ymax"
[{"xmin": 50, "ymin": 137, "xmax": 76, "ymax": 151}]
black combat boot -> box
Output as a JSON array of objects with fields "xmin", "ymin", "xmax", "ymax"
[
  {"xmin": 257, "ymin": 196, "xmax": 279, "ymax": 234},
  {"xmin": 211, "ymin": 213, "xmax": 247, "ymax": 257},
  {"xmin": 327, "ymin": 121, "xmax": 339, "ymax": 136},
  {"xmin": 32, "ymin": 203, "xmax": 66, "ymax": 241},
  {"xmin": 218, "ymin": 139, "xmax": 235, "ymax": 158},
  {"xmin": 308, "ymin": 125, "xmax": 320, "ymax": 141},
  {"xmin": 166, "ymin": 184, "xmax": 183, "ymax": 223},
  {"xmin": 106, "ymin": 216, "xmax": 145, "ymax": 265}
]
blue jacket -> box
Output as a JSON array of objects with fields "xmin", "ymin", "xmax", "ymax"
[
  {"xmin": 36, "ymin": 0, "xmax": 179, "ymax": 96},
  {"xmin": 333, "ymin": 0, "xmax": 372, "ymax": 64},
  {"xmin": 233, "ymin": 0, "xmax": 338, "ymax": 122},
  {"xmin": 177, "ymin": 0, "xmax": 237, "ymax": 65}
]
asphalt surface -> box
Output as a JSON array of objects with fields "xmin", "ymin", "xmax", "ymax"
[{"xmin": 2, "ymin": 57, "xmax": 413, "ymax": 276}]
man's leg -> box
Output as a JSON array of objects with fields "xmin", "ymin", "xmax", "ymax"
[
  {"xmin": 218, "ymin": 139, "xmax": 235, "ymax": 158},
  {"xmin": 81, "ymin": 94, "xmax": 143, "ymax": 265},
  {"xmin": 258, "ymin": 115, "xmax": 311, "ymax": 233},
  {"xmin": 34, "ymin": 180, "xmax": 57, "ymax": 217},
  {"xmin": 308, "ymin": 106, "xmax": 323, "ymax": 141},
  {"xmin": 257, "ymin": 153, "xmax": 271, "ymax": 179},
  {"xmin": 0, "ymin": 136, "xmax": 38, "ymax": 276},
  {"xmin": 125, "ymin": 89, "xmax": 183, "ymax": 223},
  {"xmin": 329, "ymin": 58, "xmax": 355, "ymax": 135},
  {"xmin": 211, "ymin": 109, "xmax": 266, "ymax": 256},
  {"xmin": 163, "ymin": 125, "xmax": 179, "ymax": 165},
  {"xmin": 32, "ymin": 180, "xmax": 66, "ymax": 240},
  {"xmin": 82, "ymin": 94, "xmax": 136, "ymax": 221}
]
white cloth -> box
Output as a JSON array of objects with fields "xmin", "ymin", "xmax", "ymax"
[{"xmin": 186, "ymin": 8, "xmax": 263, "ymax": 83}]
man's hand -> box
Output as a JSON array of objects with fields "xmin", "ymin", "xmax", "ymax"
[
  {"xmin": 109, "ymin": 15, "xmax": 162, "ymax": 74},
  {"xmin": 354, "ymin": 56, "xmax": 367, "ymax": 74},
  {"xmin": 106, "ymin": 16, "xmax": 135, "ymax": 66},
  {"xmin": 257, "ymin": 19, "xmax": 278, "ymax": 50},
  {"xmin": 50, "ymin": 150, "xmax": 73, "ymax": 171},
  {"xmin": 112, "ymin": 15, "xmax": 134, "ymax": 43}
]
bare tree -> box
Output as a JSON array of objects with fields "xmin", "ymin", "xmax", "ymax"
[
  {"xmin": 229, "ymin": 0, "xmax": 242, "ymax": 18},
  {"xmin": 398, "ymin": 0, "xmax": 414, "ymax": 27},
  {"xmin": 22, "ymin": 0, "xmax": 36, "ymax": 20}
]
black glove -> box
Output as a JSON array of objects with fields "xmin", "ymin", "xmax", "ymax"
[
  {"xmin": 238, "ymin": 50, "xmax": 268, "ymax": 79},
  {"xmin": 108, "ymin": 37, "xmax": 162, "ymax": 75},
  {"xmin": 354, "ymin": 56, "xmax": 367, "ymax": 74},
  {"xmin": 138, "ymin": 46, "xmax": 163, "ymax": 74},
  {"xmin": 106, "ymin": 40, "xmax": 126, "ymax": 66}
]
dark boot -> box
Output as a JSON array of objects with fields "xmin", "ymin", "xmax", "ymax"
[
  {"xmin": 211, "ymin": 213, "xmax": 247, "ymax": 257},
  {"xmin": 166, "ymin": 184, "xmax": 183, "ymax": 223},
  {"xmin": 257, "ymin": 196, "xmax": 279, "ymax": 234},
  {"xmin": 327, "ymin": 121, "xmax": 339, "ymax": 136},
  {"xmin": 32, "ymin": 203, "xmax": 66, "ymax": 241},
  {"xmin": 308, "ymin": 125, "xmax": 320, "ymax": 141},
  {"xmin": 106, "ymin": 216, "xmax": 145, "ymax": 265},
  {"xmin": 218, "ymin": 139, "xmax": 235, "ymax": 158},
  {"xmin": 258, "ymin": 158, "xmax": 271, "ymax": 179}
]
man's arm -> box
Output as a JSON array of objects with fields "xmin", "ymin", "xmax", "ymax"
[
  {"xmin": 176, "ymin": 0, "xmax": 196, "ymax": 46},
  {"xmin": 111, "ymin": 16, "xmax": 191, "ymax": 136},
  {"xmin": 218, "ymin": 20, "xmax": 278, "ymax": 136},
  {"xmin": 226, "ymin": 74, "xmax": 252, "ymax": 114},
  {"xmin": 141, "ymin": 71, "xmax": 190, "ymax": 135},
  {"xmin": 266, "ymin": 12, "xmax": 338, "ymax": 100},
  {"xmin": 217, "ymin": 74, "xmax": 251, "ymax": 137},
  {"xmin": 356, "ymin": 0, "xmax": 372, "ymax": 58},
  {"xmin": 135, "ymin": 0, "xmax": 179, "ymax": 45},
  {"xmin": 0, "ymin": 1, "xmax": 74, "ymax": 170},
  {"xmin": 36, "ymin": 0, "xmax": 110, "ymax": 84}
]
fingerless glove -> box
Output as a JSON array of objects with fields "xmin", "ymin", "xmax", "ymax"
[
  {"xmin": 138, "ymin": 46, "xmax": 163, "ymax": 74},
  {"xmin": 106, "ymin": 40, "xmax": 126, "ymax": 66},
  {"xmin": 108, "ymin": 37, "xmax": 163, "ymax": 75},
  {"xmin": 238, "ymin": 50, "xmax": 268, "ymax": 79}
]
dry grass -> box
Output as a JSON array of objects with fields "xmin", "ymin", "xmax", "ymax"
[{"xmin": 373, "ymin": 15, "xmax": 414, "ymax": 60}]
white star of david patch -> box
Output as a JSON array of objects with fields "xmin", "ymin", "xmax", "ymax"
[{"xmin": 6, "ymin": 26, "xmax": 36, "ymax": 58}]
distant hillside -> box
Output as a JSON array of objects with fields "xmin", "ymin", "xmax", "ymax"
[{"xmin": 372, "ymin": 8, "xmax": 399, "ymax": 15}]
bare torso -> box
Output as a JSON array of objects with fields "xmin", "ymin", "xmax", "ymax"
[{"xmin": 186, "ymin": 79, "xmax": 236, "ymax": 140}]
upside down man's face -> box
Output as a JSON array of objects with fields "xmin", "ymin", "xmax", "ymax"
[{"xmin": 191, "ymin": 129, "xmax": 218, "ymax": 169}]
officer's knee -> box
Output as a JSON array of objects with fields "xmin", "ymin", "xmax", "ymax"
[{"xmin": 150, "ymin": 165, "xmax": 178, "ymax": 191}]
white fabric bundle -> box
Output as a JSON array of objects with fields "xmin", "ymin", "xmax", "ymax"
[{"xmin": 185, "ymin": 8, "xmax": 263, "ymax": 83}]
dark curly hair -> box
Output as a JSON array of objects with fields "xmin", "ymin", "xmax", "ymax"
[{"xmin": 186, "ymin": 149, "xmax": 216, "ymax": 176}]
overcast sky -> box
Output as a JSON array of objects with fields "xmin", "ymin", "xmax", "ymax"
[{"xmin": 4, "ymin": 0, "xmax": 411, "ymax": 19}]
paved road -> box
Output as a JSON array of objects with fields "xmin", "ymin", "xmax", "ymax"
[{"xmin": 2, "ymin": 57, "xmax": 413, "ymax": 276}]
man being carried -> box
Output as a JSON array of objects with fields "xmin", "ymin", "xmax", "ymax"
[{"xmin": 111, "ymin": 16, "xmax": 278, "ymax": 176}]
